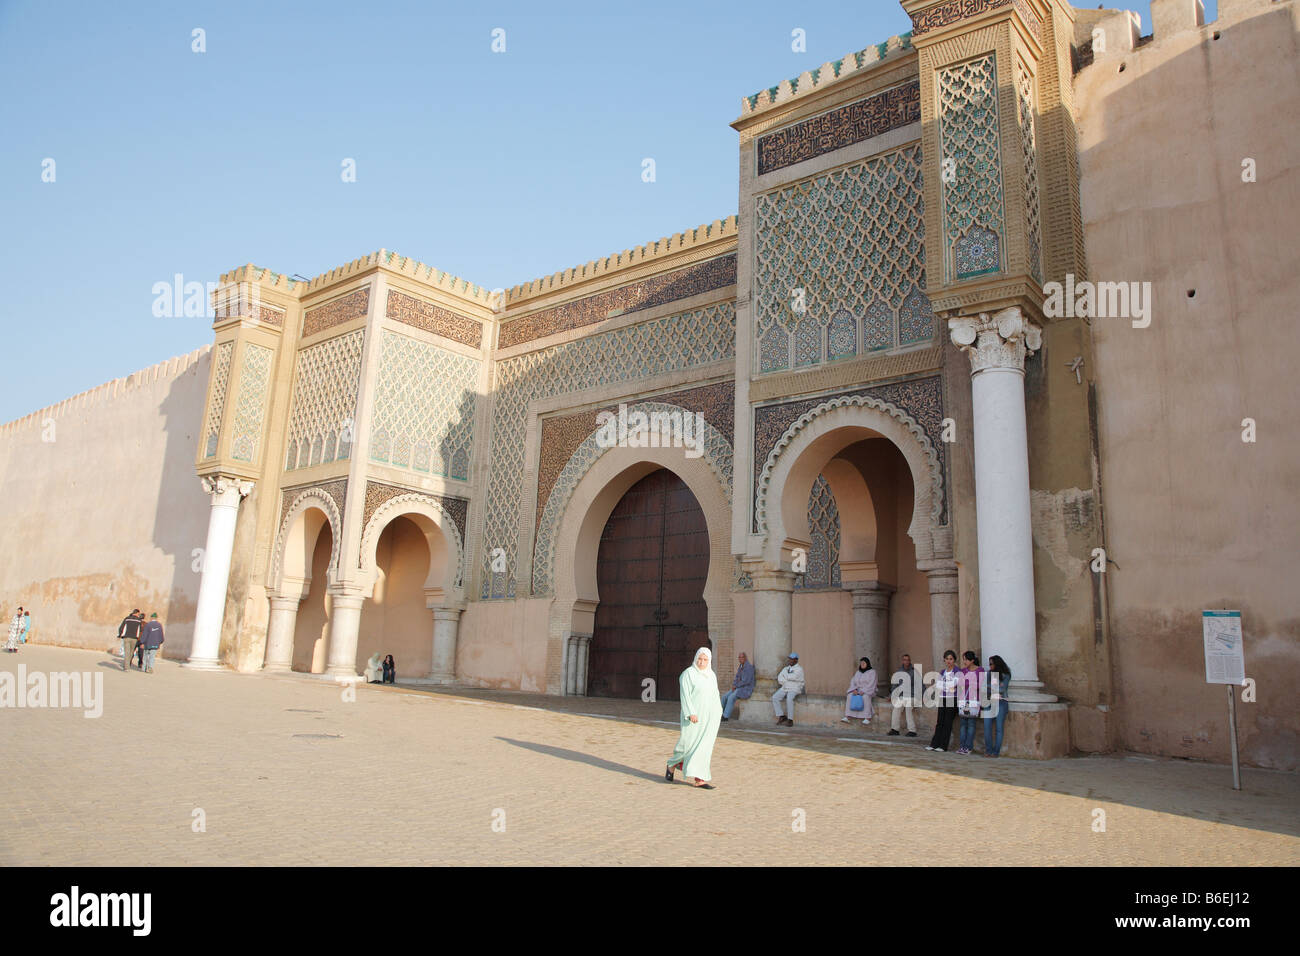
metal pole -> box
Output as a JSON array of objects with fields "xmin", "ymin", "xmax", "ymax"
[{"xmin": 1227, "ymin": 684, "xmax": 1241, "ymax": 791}]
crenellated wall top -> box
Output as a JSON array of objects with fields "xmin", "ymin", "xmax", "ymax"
[{"xmin": 737, "ymin": 33, "xmax": 914, "ymax": 119}]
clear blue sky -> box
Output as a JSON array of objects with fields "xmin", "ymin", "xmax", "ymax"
[{"xmin": 0, "ymin": 0, "xmax": 1195, "ymax": 423}]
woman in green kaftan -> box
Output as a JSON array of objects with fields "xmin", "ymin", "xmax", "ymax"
[{"xmin": 665, "ymin": 646, "xmax": 722, "ymax": 789}]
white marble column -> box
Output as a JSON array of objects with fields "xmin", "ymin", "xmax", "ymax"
[
  {"xmin": 430, "ymin": 608, "xmax": 461, "ymax": 682},
  {"xmin": 186, "ymin": 476, "xmax": 254, "ymax": 670},
  {"xmin": 918, "ymin": 560, "xmax": 959, "ymax": 674},
  {"xmin": 949, "ymin": 307, "xmax": 1054, "ymax": 701},
  {"xmin": 574, "ymin": 634, "xmax": 593, "ymax": 696},
  {"xmin": 750, "ymin": 569, "xmax": 795, "ymax": 681},
  {"xmin": 847, "ymin": 582, "xmax": 894, "ymax": 675},
  {"xmin": 564, "ymin": 634, "xmax": 580, "ymax": 695},
  {"xmin": 263, "ymin": 596, "xmax": 300, "ymax": 672},
  {"xmin": 324, "ymin": 590, "xmax": 364, "ymax": 679}
]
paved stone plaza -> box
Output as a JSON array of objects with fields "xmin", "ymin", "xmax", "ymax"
[{"xmin": 3, "ymin": 646, "xmax": 1297, "ymax": 866}]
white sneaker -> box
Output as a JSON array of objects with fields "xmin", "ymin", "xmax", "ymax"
[
  {"xmin": 840, "ymin": 717, "xmax": 852, "ymax": 723},
  {"xmin": 925, "ymin": 745, "xmax": 934, "ymax": 751}
]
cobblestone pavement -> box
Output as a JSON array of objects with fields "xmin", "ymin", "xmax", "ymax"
[{"xmin": 3, "ymin": 646, "xmax": 1297, "ymax": 866}]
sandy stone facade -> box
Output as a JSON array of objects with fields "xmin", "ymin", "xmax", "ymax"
[{"xmin": 2, "ymin": 0, "xmax": 1295, "ymax": 768}]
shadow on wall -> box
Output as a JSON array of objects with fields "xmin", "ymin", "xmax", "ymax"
[{"xmin": 154, "ymin": 353, "xmax": 214, "ymax": 659}]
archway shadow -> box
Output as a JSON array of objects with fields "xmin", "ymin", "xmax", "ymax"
[{"xmin": 496, "ymin": 736, "xmax": 663, "ymax": 783}]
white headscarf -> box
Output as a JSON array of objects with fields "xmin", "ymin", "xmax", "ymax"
[{"xmin": 687, "ymin": 646, "xmax": 714, "ymax": 684}]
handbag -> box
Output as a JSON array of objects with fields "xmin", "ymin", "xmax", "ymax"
[{"xmin": 849, "ymin": 693, "xmax": 865, "ymax": 712}]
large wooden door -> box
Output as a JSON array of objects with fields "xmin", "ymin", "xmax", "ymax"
[{"xmin": 588, "ymin": 469, "xmax": 710, "ymax": 701}]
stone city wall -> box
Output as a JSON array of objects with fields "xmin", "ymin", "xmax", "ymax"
[{"xmin": 0, "ymin": 347, "xmax": 213, "ymax": 658}]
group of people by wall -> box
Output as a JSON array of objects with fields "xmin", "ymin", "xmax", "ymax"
[
  {"xmin": 674, "ymin": 646, "xmax": 1015, "ymax": 788},
  {"xmin": 114, "ymin": 608, "xmax": 166, "ymax": 672}
]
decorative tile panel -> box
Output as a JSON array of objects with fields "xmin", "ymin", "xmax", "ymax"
[
  {"xmin": 753, "ymin": 375, "xmax": 948, "ymax": 529},
  {"xmin": 531, "ymin": 400, "xmax": 734, "ymax": 596},
  {"xmin": 385, "ymin": 289, "xmax": 483, "ymax": 348},
  {"xmin": 909, "ymin": 0, "xmax": 1040, "ymax": 44},
  {"xmin": 795, "ymin": 474, "xmax": 842, "ymax": 591},
  {"xmin": 757, "ymin": 82, "xmax": 921, "ymax": 176},
  {"xmin": 535, "ymin": 381, "xmax": 735, "ymax": 533},
  {"xmin": 230, "ymin": 343, "xmax": 273, "ymax": 462},
  {"xmin": 368, "ymin": 329, "xmax": 478, "ymax": 480},
  {"xmin": 938, "ymin": 54, "xmax": 1006, "ymax": 282},
  {"xmin": 362, "ymin": 480, "xmax": 468, "ymax": 557},
  {"xmin": 499, "ymin": 254, "xmax": 736, "ymax": 349},
  {"xmin": 753, "ymin": 145, "xmax": 933, "ymax": 372},
  {"xmin": 1017, "ymin": 60, "xmax": 1043, "ymax": 285},
  {"xmin": 284, "ymin": 330, "xmax": 365, "ymax": 471},
  {"xmin": 202, "ymin": 341, "xmax": 233, "ymax": 458},
  {"xmin": 302, "ymin": 287, "xmax": 370, "ymax": 339},
  {"xmin": 482, "ymin": 303, "xmax": 735, "ymax": 599}
]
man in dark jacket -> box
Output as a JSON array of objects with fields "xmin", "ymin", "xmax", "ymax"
[
  {"xmin": 140, "ymin": 612, "xmax": 165, "ymax": 674},
  {"xmin": 117, "ymin": 609, "xmax": 144, "ymax": 672}
]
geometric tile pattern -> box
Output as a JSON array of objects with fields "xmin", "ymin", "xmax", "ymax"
[
  {"xmin": 795, "ymin": 473, "xmax": 841, "ymax": 591},
  {"xmin": 499, "ymin": 254, "xmax": 736, "ymax": 349},
  {"xmin": 369, "ymin": 330, "xmax": 479, "ymax": 480},
  {"xmin": 752, "ymin": 375, "xmax": 947, "ymax": 530},
  {"xmin": 530, "ymin": 400, "xmax": 734, "ymax": 597},
  {"xmin": 756, "ymin": 81, "xmax": 920, "ymax": 176},
  {"xmin": 938, "ymin": 54, "xmax": 1005, "ymax": 281},
  {"xmin": 535, "ymin": 381, "xmax": 735, "ymax": 534},
  {"xmin": 1017, "ymin": 60, "xmax": 1043, "ymax": 285},
  {"xmin": 753, "ymin": 145, "xmax": 931, "ymax": 372},
  {"xmin": 202, "ymin": 341, "xmax": 233, "ymax": 458},
  {"xmin": 284, "ymin": 330, "xmax": 365, "ymax": 471},
  {"xmin": 481, "ymin": 303, "xmax": 735, "ymax": 599},
  {"xmin": 230, "ymin": 343, "xmax": 272, "ymax": 463}
]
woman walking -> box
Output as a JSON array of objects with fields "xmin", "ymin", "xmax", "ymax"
[
  {"xmin": 984, "ymin": 655, "xmax": 1011, "ymax": 757},
  {"xmin": 842, "ymin": 657, "xmax": 877, "ymax": 727},
  {"xmin": 957, "ymin": 651, "xmax": 984, "ymax": 755},
  {"xmin": 4, "ymin": 606, "xmax": 23, "ymax": 653},
  {"xmin": 666, "ymin": 647, "xmax": 722, "ymax": 789},
  {"xmin": 926, "ymin": 650, "xmax": 960, "ymax": 752}
]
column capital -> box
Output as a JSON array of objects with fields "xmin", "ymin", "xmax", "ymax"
[
  {"xmin": 325, "ymin": 585, "xmax": 365, "ymax": 611},
  {"xmin": 200, "ymin": 474, "xmax": 255, "ymax": 502},
  {"xmin": 432, "ymin": 607, "xmax": 462, "ymax": 623},
  {"xmin": 949, "ymin": 306, "xmax": 1042, "ymax": 375},
  {"xmin": 750, "ymin": 568, "xmax": 797, "ymax": 592},
  {"xmin": 845, "ymin": 580, "xmax": 896, "ymax": 611}
]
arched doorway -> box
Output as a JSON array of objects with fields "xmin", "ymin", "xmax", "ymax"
[
  {"xmin": 292, "ymin": 521, "xmax": 333, "ymax": 674},
  {"xmin": 588, "ymin": 469, "xmax": 710, "ymax": 700},
  {"xmin": 357, "ymin": 516, "xmax": 434, "ymax": 677}
]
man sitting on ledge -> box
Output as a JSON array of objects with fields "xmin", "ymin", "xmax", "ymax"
[{"xmin": 772, "ymin": 652, "xmax": 805, "ymax": 727}]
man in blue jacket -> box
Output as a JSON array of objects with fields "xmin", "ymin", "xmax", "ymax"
[
  {"xmin": 140, "ymin": 613, "xmax": 165, "ymax": 674},
  {"xmin": 720, "ymin": 651, "xmax": 755, "ymax": 721}
]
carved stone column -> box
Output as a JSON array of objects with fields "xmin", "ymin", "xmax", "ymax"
[
  {"xmin": 565, "ymin": 634, "xmax": 580, "ymax": 695},
  {"xmin": 324, "ymin": 588, "xmax": 365, "ymax": 679},
  {"xmin": 918, "ymin": 559, "xmax": 959, "ymax": 675},
  {"xmin": 949, "ymin": 307, "xmax": 1054, "ymax": 702},
  {"xmin": 750, "ymin": 569, "xmax": 796, "ymax": 687},
  {"xmin": 186, "ymin": 475, "xmax": 254, "ymax": 670},
  {"xmin": 846, "ymin": 581, "xmax": 894, "ymax": 678},
  {"xmin": 574, "ymin": 634, "xmax": 593, "ymax": 696},
  {"xmin": 263, "ymin": 595, "xmax": 301, "ymax": 672},
  {"xmin": 430, "ymin": 607, "xmax": 462, "ymax": 682}
]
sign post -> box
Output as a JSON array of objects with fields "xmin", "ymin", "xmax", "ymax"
[{"xmin": 1202, "ymin": 610, "xmax": 1244, "ymax": 790}]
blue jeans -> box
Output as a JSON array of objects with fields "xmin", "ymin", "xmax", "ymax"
[
  {"xmin": 984, "ymin": 699, "xmax": 1009, "ymax": 755},
  {"xmin": 721, "ymin": 689, "xmax": 743, "ymax": 718},
  {"xmin": 143, "ymin": 647, "xmax": 159, "ymax": 670},
  {"xmin": 959, "ymin": 715, "xmax": 978, "ymax": 750}
]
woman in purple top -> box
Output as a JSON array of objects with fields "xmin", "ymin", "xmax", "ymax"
[{"xmin": 957, "ymin": 651, "xmax": 984, "ymax": 755}]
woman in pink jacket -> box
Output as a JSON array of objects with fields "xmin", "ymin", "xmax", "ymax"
[{"xmin": 957, "ymin": 651, "xmax": 984, "ymax": 755}]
